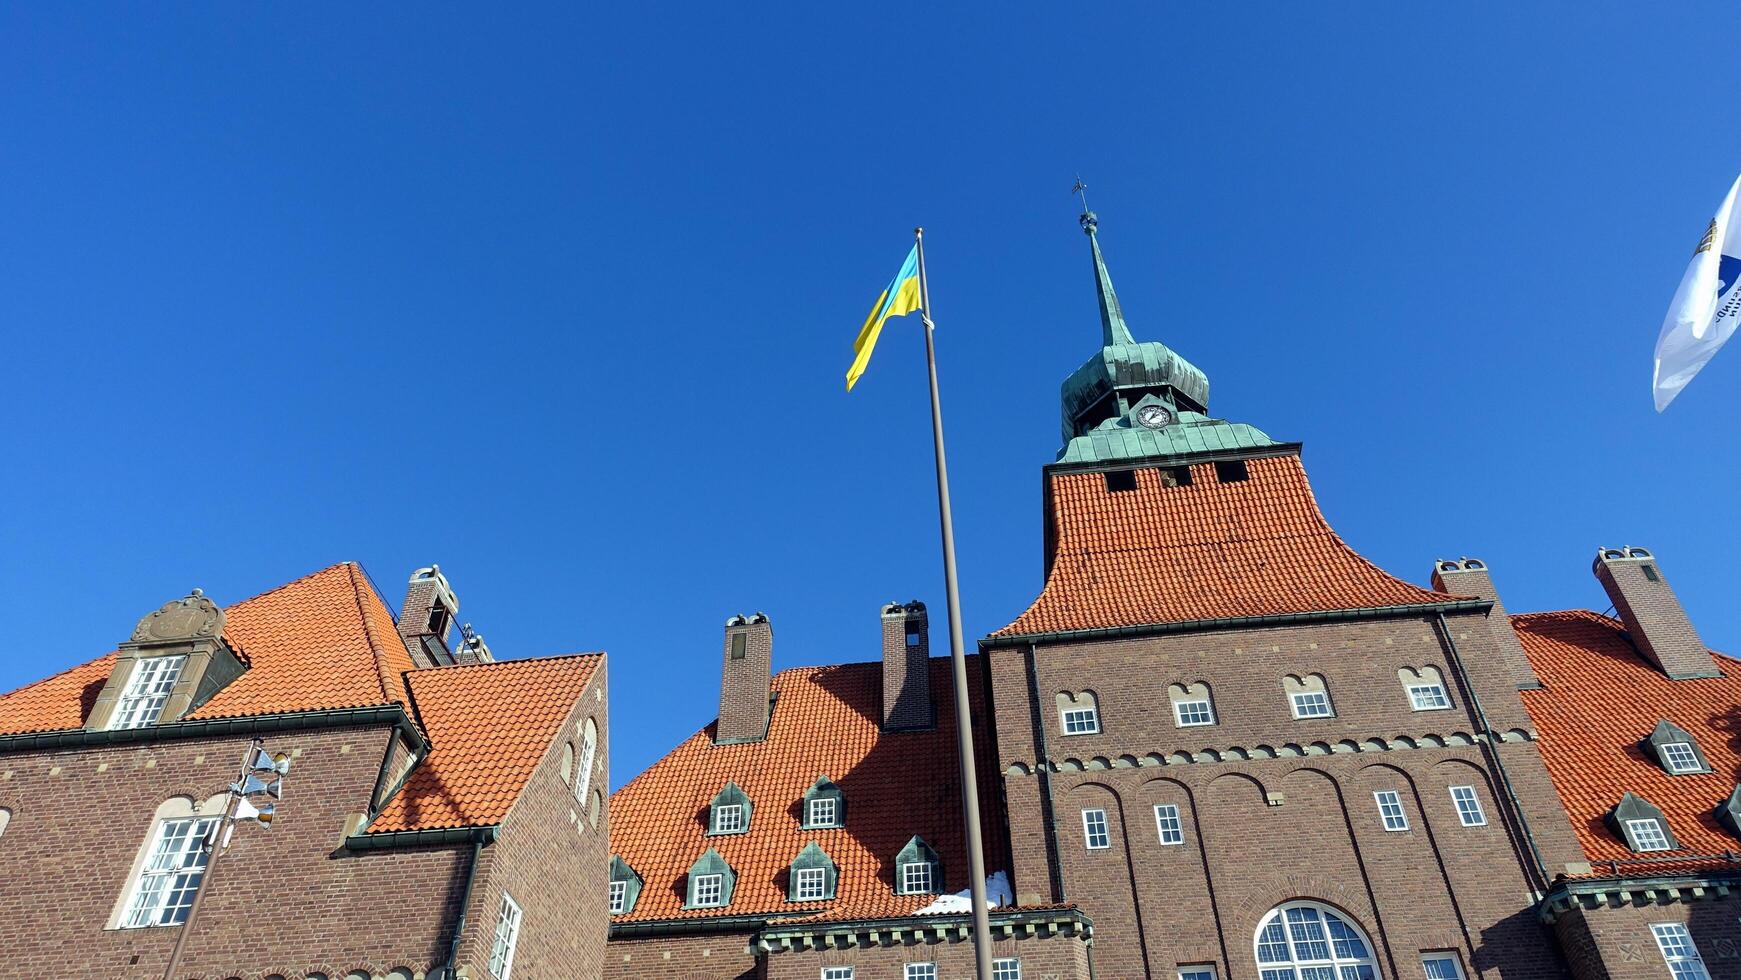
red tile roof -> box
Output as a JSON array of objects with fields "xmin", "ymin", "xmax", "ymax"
[
  {"xmin": 994, "ymin": 454, "xmax": 1448, "ymax": 637},
  {"xmin": 370, "ymin": 654, "xmax": 602, "ymax": 832},
  {"xmin": 0, "ymin": 563, "xmax": 416, "ymax": 735},
  {"xmin": 1516, "ymin": 610, "xmax": 1741, "ymax": 869},
  {"xmin": 0, "ymin": 563, "xmax": 601, "ymax": 835},
  {"xmin": 608, "ymin": 657, "xmax": 1005, "ymax": 924}
]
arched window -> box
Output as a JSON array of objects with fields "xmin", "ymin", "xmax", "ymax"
[
  {"xmin": 576, "ymin": 719, "xmax": 599, "ymax": 800},
  {"xmin": 1255, "ymin": 902, "xmax": 1377, "ymax": 980},
  {"xmin": 559, "ymin": 742, "xmax": 575, "ymax": 786}
]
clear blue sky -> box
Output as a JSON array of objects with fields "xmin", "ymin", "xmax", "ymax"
[{"xmin": 4, "ymin": 5, "xmax": 1739, "ymax": 788}]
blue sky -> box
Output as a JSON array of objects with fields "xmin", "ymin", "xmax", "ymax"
[{"xmin": 4, "ymin": 5, "xmax": 1739, "ymax": 787}]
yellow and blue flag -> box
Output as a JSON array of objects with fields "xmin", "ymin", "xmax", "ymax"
[{"xmin": 846, "ymin": 244, "xmax": 921, "ymax": 391}]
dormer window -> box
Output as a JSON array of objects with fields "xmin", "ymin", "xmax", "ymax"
[
  {"xmin": 607, "ymin": 855, "xmax": 643, "ymax": 916},
  {"xmin": 109, "ymin": 656, "xmax": 187, "ymax": 730},
  {"xmin": 707, "ymin": 782, "xmax": 753, "ymax": 836},
  {"xmin": 787, "ymin": 842, "xmax": 838, "ymax": 902},
  {"xmin": 1610, "ymin": 791, "xmax": 1679, "ymax": 853},
  {"xmin": 894, "ymin": 836, "xmax": 942, "ymax": 895},
  {"xmin": 801, "ymin": 776, "xmax": 845, "ymax": 830},
  {"xmin": 88, "ymin": 591, "xmax": 244, "ymax": 734},
  {"xmin": 683, "ymin": 848, "xmax": 735, "ymax": 909},
  {"xmin": 1646, "ymin": 720, "xmax": 1710, "ymax": 775}
]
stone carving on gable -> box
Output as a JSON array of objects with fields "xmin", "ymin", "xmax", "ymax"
[{"xmin": 130, "ymin": 589, "xmax": 225, "ymax": 644}]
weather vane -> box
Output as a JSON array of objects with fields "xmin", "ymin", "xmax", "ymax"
[{"xmin": 1073, "ymin": 175, "xmax": 1097, "ymax": 234}]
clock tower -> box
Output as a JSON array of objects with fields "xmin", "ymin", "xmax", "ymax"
[{"xmin": 1057, "ymin": 208, "xmax": 1278, "ymax": 467}]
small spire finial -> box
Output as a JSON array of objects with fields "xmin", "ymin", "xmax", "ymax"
[{"xmin": 1072, "ymin": 176, "xmax": 1097, "ymax": 234}]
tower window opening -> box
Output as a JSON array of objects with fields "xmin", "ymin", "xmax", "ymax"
[
  {"xmin": 1105, "ymin": 470, "xmax": 1138, "ymax": 493},
  {"xmin": 426, "ymin": 603, "xmax": 450, "ymax": 635},
  {"xmin": 1214, "ymin": 460, "xmax": 1249, "ymax": 483},
  {"xmin": 730, "ymin": 633, "xmax": 747, "ymax": 660},
  {"xmin": 1159, "ymin": 467, "xmax": 1193, "ymax": 488}
]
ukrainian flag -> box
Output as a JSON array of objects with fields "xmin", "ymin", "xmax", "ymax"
[{"xmin": 846, "ymin": 244, "xmax": 921, "ymax": 391}]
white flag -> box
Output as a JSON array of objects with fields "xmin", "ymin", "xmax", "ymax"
[{"xmin": 1654, "ymin": 173, "xmax": 1741, "ymax": 411}]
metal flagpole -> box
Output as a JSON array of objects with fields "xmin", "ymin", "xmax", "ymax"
[
  {"xmin": 161, "ymin": 737, "xmax": 257, "ymax": 980},
  {"xmin": 912, "ymin": 226, "xmax": 995, "ymax": 980}
]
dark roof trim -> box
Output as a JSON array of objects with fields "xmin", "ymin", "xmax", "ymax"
[
  {"xmin": 982, "ymin": 600, "xmax": 1494, "ymax": 649},
  {"xmin": 1043, "ymin": 441, "xmax": 1305, "ymax": 476},
  {"xmin": 610, "ymin": 913, "xmax": 786, "ymax": 938},
  {"xmin": 1538, "ymin": 869, "xmax": 1740, "ymax": 921},
  {"xmin": 345, "ymin": 825, "xmax": 498, "ymax": 851},
  {"xmin": 758, "ymin": 905, "xmax": 1093, "ymax": 947},
  {"xmin": 0, "ymin": 704, "xmax": 427, "ymax": 757}
]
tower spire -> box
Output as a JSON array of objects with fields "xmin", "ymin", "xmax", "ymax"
[{"xmin": 1072, "ymin": 179, "xmax": 1137, "ymax": 347}]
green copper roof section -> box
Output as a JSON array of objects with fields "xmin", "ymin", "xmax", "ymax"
[
  {"xmin": 1057, "ymin": 400, "xmax": 1278, "ymax": 465},
  {"xmin": 1089, "ymin": 222, "xmax": 1137, "ymax": 347},
  {"xmin": 1054, "ymin": 208, "xmax": 1277, "ymax": 467}
]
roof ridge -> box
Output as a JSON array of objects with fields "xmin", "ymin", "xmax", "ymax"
[
  {"xmin": 345, "ymin": 563, "xmax": 406, "ymax": 707},
  {"xmin": 411, "ymin": 651, "xmax": 606, "ymax": 676}
]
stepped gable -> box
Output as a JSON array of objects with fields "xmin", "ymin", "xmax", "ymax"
[
  {"xmin": 608, "ymin": 656, "xmax": 1005, "ymax": 923},
  {"xmin": 1516, "ymin": 609, "xmax": 1741, "ymax": 869},
  {"xmin": 994, "ymin": 453, "xmax": 1448, "ymax": 638},
  {"xmin": 369, "ymin": 653, "xmax": 602, "ymax": 832},
  {"xmin": 0, "ymin": 562, "xmax": 416, "ymax": 735}
]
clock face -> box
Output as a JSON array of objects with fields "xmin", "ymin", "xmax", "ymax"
[{"xmin": 1136, "ymin": 405, "xmax": 1173, "ymax": 430}]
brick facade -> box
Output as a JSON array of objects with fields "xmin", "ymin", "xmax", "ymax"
[
  {"xmin": 1553, "ymin": 899, "xmax": 1741, "ymax": 980},
  {"xmin": 455, "ymin": 660, "xmax": 612, "ymax": 979},
  {"xmin": 0, "ymin": 724, "xmax": 471, "ymax": 978},
  {"xmin": 986, "ymin": 612, "xmax": 1586, "ymax": 980}
]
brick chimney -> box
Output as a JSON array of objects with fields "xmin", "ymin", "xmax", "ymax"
[
  {"xmin": 881, "ymin": 601, "xmax": 932, "ymax": 731},
  {"xmin": 1593, "ymin": 547, "xmax": 1717, "ymax": 680},
  {"xmin": 1431, "ymin": 558, "xmax": 1542, "ymax": 690},
  {"xmin": 716, "ymin": 613, "xmax": 772, "ymax": 744},
  {"xmin": 398, "ymin": 566, "xmax": 460, "ymax": 669},
  {"xmin": 455, "ymin": 626, "xmax": 495, "ymax": 665}
]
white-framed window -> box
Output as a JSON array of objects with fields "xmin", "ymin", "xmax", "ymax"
[
  {"xmin": 1082, "ymin": 808, "xmax": 1111, "ymax": 849},
  {"xmin": 691, "ymin": 872, "xmax": 725, "ymax": 907},
  {"xmin": 795, "ymin": 866, "xmax": 828, "ymax": 901},
  {"xmin": 487, "ymin": 892, "xmax": 522, "ymax": 979},
  {"xmin": 109, "ymin": 655, "xmax": 188, "ymax": 730},
  {"xmin": 1155, "ymin": 804, "xmax": 1184, "ymax": 845},
  {"xmin": 906, "ymin": 964, "xmax": 939, "ymax": 980},
  {"xmin": 822, "ymin": 967, "xmax": 855, "ymax": 980},
  {"xmin": 901, "ymin": 861, "xmax": 933, "ymax": 894},
  {"xmin": 576, "ymin": 719, "xmax": 598, "ymax": 799},
  {"xmin": 714, "ymin": 804, "xmax": 744, "ymax": 834},
  {"xmin": 608, "ymin": 879, "xmax": 627, "ymax": 914},
  {"xmin": 808, "ymin": 797, "xmax": 838, "ymax": 827},
  {"xmin": 1408, "ymin": 683, "xmax": 1451, "ymax": 711},
  {"xmin": 1374, "ymin": 791, "xmax": 1409, "ymax": 832},
  {"xmin": 1661, "ymin": 742, "xmax": 1702, "ymax": 774},
  {"xmin": 1179, "ymin": 967, "xmax": 1218, "ymax": 980},
  {"xmin": 1061, "ymin": 705, "xmax": 1101, "ymax": 735},
  {"xmin": 1449, "ymin": 786, "xmax": 1486, "ymax": 827},
  {"xmin": 1423, "ymin": 953, "xmax": 1466, "ymax": 980},
  {"xmin": 1653, "ymin": 923, "xmax": 1712, "ymax": 980},
  {"xmin": 120, "ymin": 814, "xmax": 218, "ymax": 927},
  {"xmin": 1256, "ymin": 902, "xmax": 1377, "ymax": 980},
  {"xmin": 1629, "ymin": 818, "xmax": 1673, "ymax": 852},
  {"xmin": 992, "ymin": 959, "xmax": 1022, "ymax": 980},
  {"xmin": 1290, "ymin": 691, "xmax": 1333, "ymax": 719},
  {"xmin": 1174, "ymin": 699, "xmax": 1215, "ymax": 727}
]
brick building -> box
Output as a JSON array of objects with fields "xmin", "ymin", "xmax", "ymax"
[
  {"xmin": 0, "ymin": 562, "xmax": 611, "ymax": 979},
  {"xmin": 605, "ymin": 211, "xmax": 1741, "ymax": 980},
  {"xmin": 5, "ymin": 214, "xmax": 1740, "ymax": 980}
]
